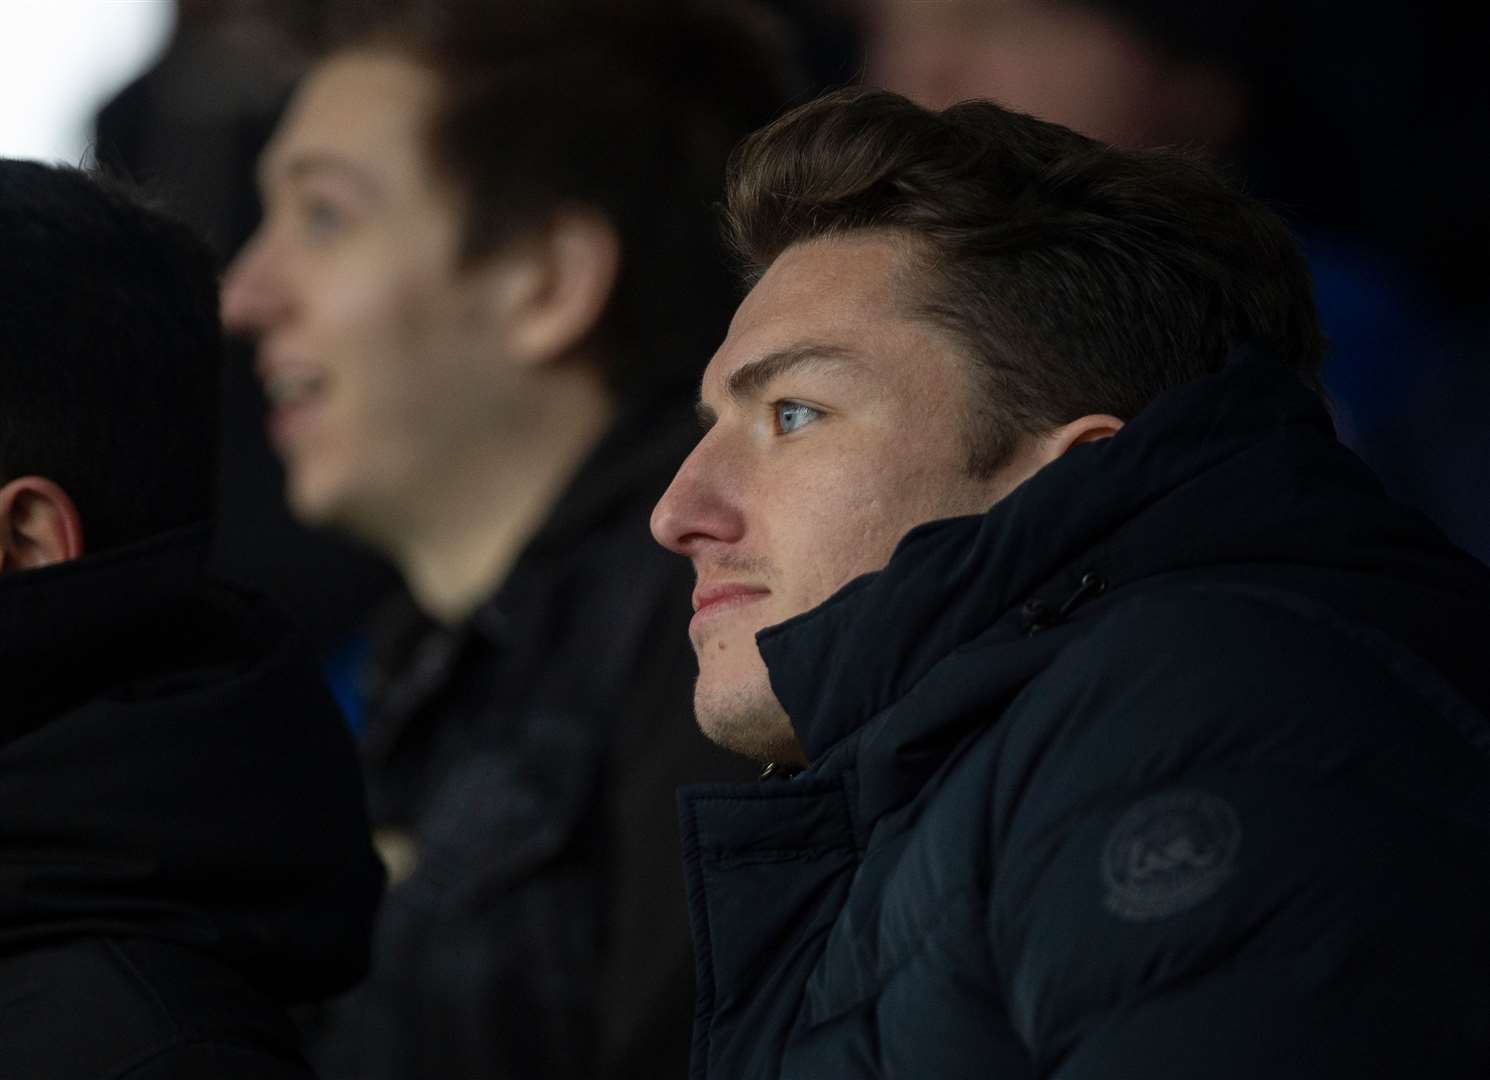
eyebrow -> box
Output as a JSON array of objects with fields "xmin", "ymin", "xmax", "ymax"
[
  {"xmin": 696, "ymin": 343, "xmax": 862, "ymax": 429},
  {"xmin": 257, "ymin": 150, "xmax": 383, "ymax": 201}
]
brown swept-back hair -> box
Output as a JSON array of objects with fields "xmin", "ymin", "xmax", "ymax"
[
  {"xmin": 725, "ymin": 87, "xmax": 1326, "ymax": 475},
  {"xmin": 323, "ymin": 0, "xmax": 802, "ymax": 403}
]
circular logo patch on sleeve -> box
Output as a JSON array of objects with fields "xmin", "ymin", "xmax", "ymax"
[{"xmin": 1101, "ymin": 789, "xmax": 1241, "ymax": 921}]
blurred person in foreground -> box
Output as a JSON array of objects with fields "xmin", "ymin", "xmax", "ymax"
[
  {"xmin": 0, "ymin": 159, "xmax": 383, "ymax": 1078},
  {"xmin": 219, "ymin": 1, "xmax": 796, "ymax": 1076},
  {"xmin": 649, "ymin": 88, "xmax": 1490, "ymax": 1078}
]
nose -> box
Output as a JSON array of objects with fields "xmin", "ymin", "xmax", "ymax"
[
  {"xmin": 650, "ymin": 431, "xmax": 746, "ymax": 557},
  {"xmin": 219, "ymin": 227, "xmax": 285, "ymax": 336}
]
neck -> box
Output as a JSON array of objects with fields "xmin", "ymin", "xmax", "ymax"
[{"xmin": 390, "ymin": 364, "xmax": 616, "ymax": 625}]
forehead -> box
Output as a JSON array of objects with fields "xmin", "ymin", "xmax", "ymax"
[
  {"xmin": 260, "ymin": 51, "xmax": 442, "ymax": 190},
  {"xmin": 703, "ymin": 232, "xmax": 924, "ymax": 394}
]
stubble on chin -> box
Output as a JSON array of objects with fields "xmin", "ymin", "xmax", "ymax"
[
  {"xmin": 687, "ymin": 551, "xmax": 803, "ymax": 763},
  {"xmin": 692, "ymin": 663, "xmax": 801, "ymax": 765}
]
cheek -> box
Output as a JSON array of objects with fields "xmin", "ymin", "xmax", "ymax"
[
  {"xmin": 312, "ymin": 241, "xmax": 405, "ymax": 333},
  {"xmin": 331, "ymin": 266, "xmax": 455, "ymax": 409},
  {"xmin": 313, "ymin": 230, "xmax": 452, "ymax": 356},
  {"xmin": 783, "ymin": 441, "xmax": 978, "ymax": 605},
  {"xmin": 770, "ymin": 460, "xmax": 913, "ymax": 607}
]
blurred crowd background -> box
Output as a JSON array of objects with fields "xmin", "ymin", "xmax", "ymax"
[{"xmin": 6, "ymin": 0, "xmax": 1485, "ymax": 714}]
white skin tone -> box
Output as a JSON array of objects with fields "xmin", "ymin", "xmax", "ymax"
[
  {"xmin": 650, "ymin": 232, "xmax": 1121, "ymax": 764},
  {"xmin": 221, "ymin": 51, "xmax": 619, "ymax": 624},
  {"xmin": 0, "ymin": 477, "xmax": 84, "ymax": 574}
]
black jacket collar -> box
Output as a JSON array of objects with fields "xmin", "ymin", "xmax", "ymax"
[
  {"xmin": 2, "ymin": 523, "xmax": 211, "ymax": 741},
  {"xmin": 0, "ymin": 521, "xmax": 385, "ymax": 1000}
]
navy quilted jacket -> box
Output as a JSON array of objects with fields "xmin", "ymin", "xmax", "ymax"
[{"xmin": 678, "ymin": 351, "xmax": 1490, "ymax": 1079}]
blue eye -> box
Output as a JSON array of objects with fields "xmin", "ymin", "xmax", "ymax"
[{"xmin": 774, "ymin": 401, "xmax": 821, "ymax": 434}]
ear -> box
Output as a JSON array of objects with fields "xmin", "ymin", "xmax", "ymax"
[
  {"xmin": 1047, "ymin": 413, "xmax": 1125, "ymax": 457},
  {"xmin": 485, "ymin": 206, "xmax": 621, "ymax": 369},
  {"xmin": 0, "ymin": 477, "xmax": 86, "ymax": 574}
]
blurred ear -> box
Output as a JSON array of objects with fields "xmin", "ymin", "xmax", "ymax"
[
  {"xmin": 0, "ymin": 477, "xmax": 85, "ymax": 574},
  {"xmin": 484, "ymin": 206, "xmax": 621, "ymax": 368}
]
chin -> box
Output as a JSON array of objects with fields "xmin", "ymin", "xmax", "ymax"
[
  {"xmin": 694, "ymin": 673, "xmax": 804, "ymax": 765},
  {"xmin": 284, "ymin": 468, "xmax": 373, "ymax": 547},
  {"xmin": 284, "ymin": 470, "xmax": 338, "ymax": 527}
]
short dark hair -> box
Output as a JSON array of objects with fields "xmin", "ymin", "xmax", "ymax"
[
  {"xmin": 725, "ymin": 88, "xmax": 1327, "ymax": 475},
  {"xmin": 324, "ymin": 0, "xmax": 803, "ymax": 404},
  {"xmin": 0, "ymin": 160, "xmax": 222, "ymax": 550}
]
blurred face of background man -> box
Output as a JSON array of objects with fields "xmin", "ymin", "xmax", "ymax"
[
  {"xmin": 651, "ymin": 232, "xmax": 1079, "ymax": 764},
  {"xmin": 221, "ymin": 52, "xmax": 538, "ymax": 553}
]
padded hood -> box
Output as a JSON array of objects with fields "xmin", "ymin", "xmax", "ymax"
[{"xmin": 0, "ymin": 525, "xmax": 385, "ymax": 1002}]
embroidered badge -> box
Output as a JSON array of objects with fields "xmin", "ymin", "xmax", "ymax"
[{"xmin": 1101, "ymin": 789, "xmax": 1241, "ymax": 921}]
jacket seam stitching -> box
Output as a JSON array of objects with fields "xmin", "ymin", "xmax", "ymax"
[{"xmin": 803, "ymin": 883, "xmax": 983, "ymax": 1026}]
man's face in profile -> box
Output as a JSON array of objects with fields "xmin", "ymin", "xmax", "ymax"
[
  {"xmin": 650, "ymin": 233, "xmax": 1019, "ymax": 763},
  {"xmin": 221, "ymin": 52, "xmax": 517, "ymax": 544}
]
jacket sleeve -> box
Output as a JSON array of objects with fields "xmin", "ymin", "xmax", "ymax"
[{"xmin": 987, "ymin": 588, "xmax": 1490, "ymax": 1079}]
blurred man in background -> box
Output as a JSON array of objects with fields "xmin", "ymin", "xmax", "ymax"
[
  {"xmin": 651, "ymin": 88, "xmax": 1490, "ymax": 1077},
  {"xmin": 94, "ymin": 0, "xmax": 401, "ymax": 726},
  {"xmin": 220, "ymin": 1, "xmax": 798, "ymax": 1076},
  {"xmin": 0, "ymin": 159, "xmax": 383, "ymax": 1079}
]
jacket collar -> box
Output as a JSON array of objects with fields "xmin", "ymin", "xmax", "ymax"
[
  {"xmin": 1, "ymin": 523, "xmax": 212, "ymax": 741},
  {"xmin": 757, "ymin": 348, "xmax": 1366, "ymax": 765}
]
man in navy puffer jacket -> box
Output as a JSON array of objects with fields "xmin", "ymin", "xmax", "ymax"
[{"xmin": 649, "ymin": 87, "xmax": 1490, "ymax": 1079}]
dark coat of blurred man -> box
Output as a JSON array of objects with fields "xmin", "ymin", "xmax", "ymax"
[
  {"xmin": 0, "ymin": 160, "xmax": 383, "ymax": 1079},
  {"xmin": 648, "ymin": 88, "xmax": 1490, "ymax": 1079},
  {"xmin": 219, "ymin": 2, "xmax": 797, "ymax": 1076}
]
